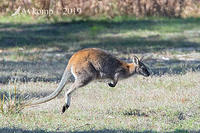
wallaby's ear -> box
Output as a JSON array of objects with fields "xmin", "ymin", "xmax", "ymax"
[
  {"xmin": 140, "ymin": 56, "xmax": 144, "ymax": 61},
  {"xmin": 132, "ymin": 55, "xmax": 139, "ymax": 65}
]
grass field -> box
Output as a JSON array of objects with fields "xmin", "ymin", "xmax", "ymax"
[{"xmin": 0, "ymin": 16, "xmax": 200, "ymax": 133}]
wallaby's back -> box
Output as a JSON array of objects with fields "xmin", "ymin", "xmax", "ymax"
[{"xmin": 67, "ymin": 48, "xmax": 128, "ymax": 79}]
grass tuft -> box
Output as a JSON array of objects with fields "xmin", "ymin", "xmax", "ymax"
[
  {"xmin": 123, "ymin": 108, "xmax": 149, "ymax": 117},
  {"xmin": 0, "ymin": 86, "xmax": 24, "ymax": 115}
]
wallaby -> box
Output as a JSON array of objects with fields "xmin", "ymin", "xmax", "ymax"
[{"xmin": 23, "ymin": 48, "xmax": 150, "ymax": 113}]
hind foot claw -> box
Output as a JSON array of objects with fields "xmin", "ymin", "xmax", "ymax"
[{"xmin": 62, "ymin": 104, "xmax": 69, "ymax": 114}]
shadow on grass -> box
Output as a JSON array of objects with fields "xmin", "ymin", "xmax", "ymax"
[
  {"xmin": 0, "ymin": 128, "xmax": 199, "ymax": 133},
  {"xmin": 0, "ymin": 60, "xmax": 66, "ymax": 84},
  {"xmin": 0, "ymin": 18, "xmax": 200, "ymax": 52},
  {"xmin": 0, "ymin": 58, "xmax": 200, "ymax": 84},
  {"xmin": 147, "ymin": 58, "xmax": 200, "ymax": 75},
  {"xmin": 0, "ymin": 18, "xmax": 200, "ymax": 84}
]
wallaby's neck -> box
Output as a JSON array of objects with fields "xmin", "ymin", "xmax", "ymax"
[{"xmin": 127, "ymin": 63, "xmax": 137, "ymax": 76}]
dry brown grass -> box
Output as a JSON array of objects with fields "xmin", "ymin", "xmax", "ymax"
[
  {"xmin": 1, "ymin": 0, "xmax": 200, "ymax": 18},
  {"xmin": 1, "ymin": 72, "xmax": 200, "ymax": 132}
]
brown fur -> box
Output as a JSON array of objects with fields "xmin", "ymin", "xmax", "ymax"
[{"xmin": 67, "ymin": 48, "xmax": 137, "ymax": 81}]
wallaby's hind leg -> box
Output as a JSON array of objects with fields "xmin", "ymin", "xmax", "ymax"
[
  {"xmin": 62, "ymin": 76, "xmax": 93, "ymax": 113},
  {"xmin": 62, "ymin": 63, "xmax": 98, "ymax": 113},
  {"xmin": 62, "ymin": 81, "xmax": 83, "ymax": 113}
]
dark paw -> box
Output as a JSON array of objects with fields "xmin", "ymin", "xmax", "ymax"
[
  {"xmin": 62, "ymin": 104, "xmax": 69, "ymax": 114},
  {"xmin": 108, "ymin": 83, "xmax": 115, "ymax": 87}
]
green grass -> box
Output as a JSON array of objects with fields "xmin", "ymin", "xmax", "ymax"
[{"xmin": 0, "ymin": 16, "xmax": 200, "ymax": 53}]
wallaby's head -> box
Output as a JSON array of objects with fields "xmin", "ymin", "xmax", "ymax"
[{"xmin": 132, "ymin": 56, "xmax": 150, "ymax": 77}]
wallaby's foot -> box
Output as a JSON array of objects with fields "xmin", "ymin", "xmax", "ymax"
[
  {"xmin": 108, "ymin": 82, "xmax": 115, "ymax": 87},
  {"xmin": 62, "ymin": 104, "xmax": 69, "ymax": 114}
]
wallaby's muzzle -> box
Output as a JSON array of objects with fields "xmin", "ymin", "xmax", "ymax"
[{"xmin": 139, "ymin": 68, "xmax": 150, "ymax": 77}]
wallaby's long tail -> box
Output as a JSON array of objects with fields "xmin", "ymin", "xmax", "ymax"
[{"xmin": 23, "ymin": 69, "xmax": 71, "ymax": 107}]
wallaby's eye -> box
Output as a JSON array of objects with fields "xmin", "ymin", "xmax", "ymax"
[
  {"xmin": 140, "ymin": 65, "xmax": 147, "ymax": 72},
  {"xmin": 141, "ymin": 66, "xmax": 145, "ymax": 70}
]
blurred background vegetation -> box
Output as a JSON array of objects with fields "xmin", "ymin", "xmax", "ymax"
[{"xmin": 1, "ymin": 0, "xmax": 200, "ymax": 18}]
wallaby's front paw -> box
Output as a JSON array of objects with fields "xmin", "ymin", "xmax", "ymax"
[
  {"xmin": 62, "ymin": 104, "xmax": 69, "ymax": 114},
  {"xmin": 108, "ymin": 83, "xmax": 115, "ymax": 87}
]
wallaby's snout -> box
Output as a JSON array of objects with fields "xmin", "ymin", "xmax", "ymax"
[
  {"xmin": 138, "ymin": 63, "xmax": 150, "ymax": 77},
  {"xmin": 142, "ymin": 67, "xmax": 150, "ymax": 77},
  {"xmin": 146, "ymin": 70, "xmax": 150, "ymax": 77}
]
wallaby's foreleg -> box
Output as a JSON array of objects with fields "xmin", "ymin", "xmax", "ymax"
[{"xmin": 108, "ymin": 73, "xmax": 119, "ymax": 87}]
